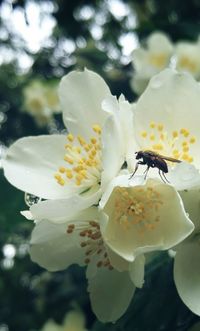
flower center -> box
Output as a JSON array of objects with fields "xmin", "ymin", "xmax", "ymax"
[
  {"xmin": 149, "ymin": 53, "xmax": 168, "ymax": 69},
  {"xmin": 178, "ymin": 56, "xmax": 199, "ymax": 73},
  {"xmin": 66, "ymin": 220, "xmax": 113, "ymax": 270},
  {"xmin": 54, "ymin": 125, "xmax": 102, "ymax": 188},
  {"xmin": 140, "ymin": 121, "xmax": 196, "ymax": 163},
  {"xmin": 114, "ymin": 186, "xmax": 162, "ymax": 235}
]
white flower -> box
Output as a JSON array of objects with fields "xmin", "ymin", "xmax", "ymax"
[
  {"xmin": 41, "ymin": 310, "xmax": 88, "ymax": 331},
  {"xmin": 131, "ymin": 32, "xmax": 173, "ymax": 94},
  {"xmin": 23, "ymin": 80, "xmax": 60, "ymax": 126},
  {"xmin": 99, "ymin": 175, "xmax": 194, "ymax": 262},
  {"xmin": 3, "ymin": 69, "xmax": 132, "ymax": 206},
  {"xmin": 174, "ymin": 187, "xmax": 200, "ymax": 316},
  {"xmin": 175, "ymin": 41, "xmax": 200, "ymax": 79},
  {"xmin": 128, "ymin": 69, "xmax": 200, "ymax": 184},
  {"xmin": 27, "ymin": 202, "xmax": 144, "ymax": 323}
]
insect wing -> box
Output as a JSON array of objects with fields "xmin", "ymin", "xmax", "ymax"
[{"xmin": 160, "ymin": 155, "xmax": 181, "ymax": 163}]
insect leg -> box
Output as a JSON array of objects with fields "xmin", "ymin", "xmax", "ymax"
[
  {"xmin": 158, "ymin": 169, "xmax": 165, "ymax": 183},
  {"xmin": 129, "ymin": 162, "xmax": 139, "ymax": 179},
  {"xmin": 144, "ymin": 166, "xmax": 150, "ymax": 179},
  {"xmin": 158, "ymin": 169, "xmax": 170, "ymax": 183},
  {"xmin": 162, "ymin": 171, "xmax": 170, "ymax": 183}
]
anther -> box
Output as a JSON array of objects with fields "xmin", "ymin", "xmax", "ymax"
[
  {"xmin": 157, "ymin": 124, "xmax": 163, "ymax": 131},
  {"xmin": 80, "ymin": 242, "xmax": 87, "ymax": 247},
  {"xmin": 141, "ymin": 131, "xmax": 147, "ymax": 138},
  {"xmin": 67, "ymin": 133, "xmax": 74, "ymax": 142}
]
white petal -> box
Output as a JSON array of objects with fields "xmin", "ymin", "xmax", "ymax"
[
  {"xmin": 101, "ymin": 113, "xmax": 124, "ymax": 190},
  {"xmin": 102, "ymin": 178, "xmax": 194, "ymax": 261},
  {"xmin": 88, "ymin": 268, "xmax": 135, "ymax": 322},
  {"xmin": 129, "ymin": 254, "xmax": 145, "ymax": 288},
  {"xmin": 118, "ymin": 96, "xmax": 137, "ymax": 164},
  {"xmin": 148, "ymin": 32, "xmax": 173, "ymax": 54},
  {"xmin": 134, "ymin": 69, "xmax": 200, "ymax": 170},
  {"xmin": 2, "ymin": 135, "xmax": 82, "ymax": 199},
  {"xmin": 174, "ymin": 240, "xmax": 200, "ymax": 316},
  {"xmin": 20, "ymin": 210, "xmax": 34, "ymax": 220},
  {"xmin": 99, "ymin": 174, "xmax": 145, "ymax": 209},
  {"xmin": 130, "ymin": 74, "xmax": 149, "ymax": 95},
  {"xmin": 169, "ymin": 162, "xmax": 200, "ymax": 190},
  {"xmin": 29, "ymin": 194, "xmax": 101, "ymax": 223},
  {"xmin": 132, "ymin": 32, "xmax": 173, "ymax": 80},
  {"xmin": 175, "ymin": 42, "xmax": 200, "ymax": 78},
  {"xmin": 59, "ymin": 69, "xmax": 111, "ymax": 139},
  {"xmin": 30, "ymin": 220, "xmax": 85, "ymax": 271},
  {"xmin": 179, "ymin": 188, "xmax": 200, "ymax": 230},
  {"xmin": 106, "ymin": 246, "xmax": 129, "ymax": 272}
]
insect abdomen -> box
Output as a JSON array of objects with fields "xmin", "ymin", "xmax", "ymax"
[{"xmin": 153, "ymin": 159, "xmax": 168, "ymax": 173}]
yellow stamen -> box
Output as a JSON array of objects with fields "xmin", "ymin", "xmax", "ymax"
[
  {"xmin": 64, "ymin": 156, "xmax": 74, "ymax": 164},
  {"xmin": 67, "ymin": 133, "xmax": 74, "ymax": 142},
  {"xmin": 150, "ymin": 121, "xmax": 155, "ymax": 129},
  {"xmin": 157, "ymin": 124, "xmax": 163, "ymax": 131},
  {"xmin": 190, "ymin": 137, "xmax": 196, "ymax": 144},
  {"xmin": 150, "ymin": 134, "xmax": 155, "ymax": 141},
  {"xmin": 91, "ymin": 138, "xmax": 97, "ymax": 144},
  {"xmin": 172, "ymin": 131, "xmax": 178, "ymax": 138},
  {"xmin": 78, "ymin": 136, "xmax": 86, "ymax": 146},
  {"xmin": 59, "ymin": 166, "xmax": 66, "ymax": 173},
  {"xmin": 141, "ymin": 131, "xmax": 147, "ymax": 138},
  {"xmin": 93, "ymin": 124, "xmax": 101, "ymax": 134}
]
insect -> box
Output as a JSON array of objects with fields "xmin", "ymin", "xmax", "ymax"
[{"xmin": 130, "ymin": 150, "xmax": 181, "ymax": 182}]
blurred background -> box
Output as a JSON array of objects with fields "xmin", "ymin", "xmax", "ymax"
[{"xmin": 1, "ymin": 0, "xmax": 200, "ymax": 330}]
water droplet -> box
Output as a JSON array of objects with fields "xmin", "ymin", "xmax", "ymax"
[
  {"xmin": 24, "ymin": 192, "xmax": 41, "ymax": 207},
  {"xmin": 150, "ymin": 76, "xmax": 163, "ymax": 89}
]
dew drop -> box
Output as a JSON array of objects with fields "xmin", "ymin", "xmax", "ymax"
[{"xmin": 24, "ymin": 192, "xmax": 41, "ymax": 207}]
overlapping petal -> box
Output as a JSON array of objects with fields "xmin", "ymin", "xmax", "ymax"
[
  {"xmin": 131, "ymin": 32, "xmax": 173, "ymax": 94},
  {"xmin": 133, "ymin": 69, "xmax": 200, "ymax": 171},
  {"xmin": 2, "ymin": 135, "xmax": 78, "ymax": 199},
  {"xmin": 101, "ymin": 175, "xmax": 194, "ymax": 261},
  {"xmin": 3, "ymin": 69, "xmax": 130, "ymax": 205},
  {"xmin": 175, "ymin": 42, "xmax": 200, "ymax": 78},
  {"xmin": 179, "ymin": 187, "xmax": 200, "ymax": 230},
  {"xmin": 87, "ymin": 267, "xmax": 135, "ymax": 322},
  {"xmin": 59, "ymin": 68, "xmax": 112, "ymax": 139},
  {"xmin": 30, "ymin": 219, "xmax": 86, "ymax": 271},
  {"xmin": 174, "ymin": 240, "xmax": 200, "ymax": 316}
]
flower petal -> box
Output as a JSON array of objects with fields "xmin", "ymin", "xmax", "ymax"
[
  {"xmin": 29, "ymin": 194, "xmax": 101, "ymax": 223},
  {"xmin": 175, "ymin": 41, "xmax": 200, "ymax": 78},
  {"xmin": 2, "ymin": 135, "xmax": 83, "ymax": 199},
  {"xmin": 100, "ymin": 174, "xmax": 145, "ymax": 209},
  {"xmin": 101, "ymin": 111, "xmax": 124, "ymax": 190},
  {"xmin": 169, "ymin": 162, "xmax": 200, "ymax": 190},
  {"xmin": 59, "ymin": 68, "xmax": 111, "ymax": 139},
  {"xmin": 134, "ymin": 69, "xmax": 200, "ymax": 170},
  {"xmin": 174, "ymin": 240, "xmax": 200, "ymax": 316},
  {"xmin": 179, "ymin": 188, "xmax": 200, "ymax": 231},
  {"xmin": 30, "ymin": 219, "xmax": 85, "ymax": 271},
  {"xmin": 106, "ymin": 246, "xmax": 129, "ymax": 272},
  {"xmin": 129, "ymin": 254, "xmax": 145, "ymax": 288},
  {"xmin": 102, "ymin": 177, "xmax": 194, "ymax": 261},
  {"xmin": 132, "ymin": 32, "xmax": 173, "ymax": 80},
  {"xmin": 87, "ymin": 268, "xmax": 135, "ymax": 322}
]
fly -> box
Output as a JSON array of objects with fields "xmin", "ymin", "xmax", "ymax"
[{"xmin": 130, "ymin": 150, "xmax": 181, "ymax": 182}]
